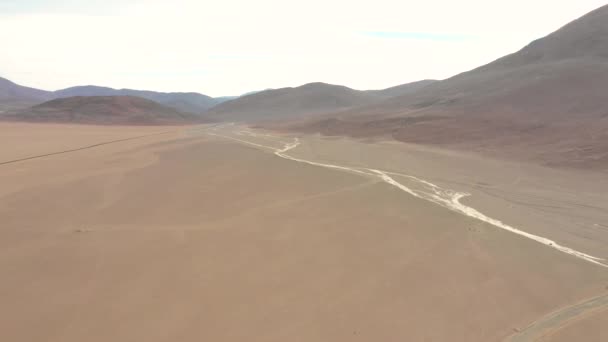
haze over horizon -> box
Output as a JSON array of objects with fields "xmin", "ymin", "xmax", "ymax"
[{"xmin": 1, "ymin": 0, "xmax": 606, "ymax": 96}]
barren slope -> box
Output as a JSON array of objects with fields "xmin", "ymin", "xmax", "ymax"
[
  {"xmin": 366, "ymin": 79, "xmax": 438, "ymax": 98},
  {"xmin": 292, "ymin": 5, "xmax": 608, "ymax": 169}
]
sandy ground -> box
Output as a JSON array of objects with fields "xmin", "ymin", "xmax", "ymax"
[
  {"xmin": 1, "ymin": 123, "xmax": 607, "ymax": 341},
  {"xmin": 0, "ymin": 122, "xmax": 177, "ymax": 162},
  {"xmin": 538, "ymin": 308, "xmax": 608, "ymax": 342}
]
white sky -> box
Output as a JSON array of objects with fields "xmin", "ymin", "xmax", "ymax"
[{"xmin": 0, "ymin": 0, "xmax": 606, "ymax": 96}]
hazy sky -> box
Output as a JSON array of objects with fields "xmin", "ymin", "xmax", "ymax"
[{"xmin": 0, "ymin": 0, "xmax": 605, "ymax": 96}]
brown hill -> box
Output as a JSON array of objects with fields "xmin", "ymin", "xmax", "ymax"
[
  {"xmin": 292, "ymin": 5, "xmax": 608, "ymax": 169},
  {"xmin": 3, "ymin": 96, "xmax": 204, "ymax": 125},
  {"xmin": 204, "ymin": 82, "xmax": 386, "ymax": 122},
  {"xmin": 54, "ymin": 86, "xmax": 226, "ymax": 113}
]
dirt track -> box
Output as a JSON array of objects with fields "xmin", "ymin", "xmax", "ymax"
[
  {"xmin": 506, "ymin": 293, "xmax": 608, "ymax": 341},
  {"xmin": 0, "ymin": 131, "xmax": 174, "ymax": 166}
]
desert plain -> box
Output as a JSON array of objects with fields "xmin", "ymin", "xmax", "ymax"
[{"xmin": 1, "ymin": 122, "xmax": 607, "ymax": 342}]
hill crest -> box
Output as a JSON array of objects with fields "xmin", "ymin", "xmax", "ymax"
[{"xmin": 4, "ymin": 96, "xmax": 204, "ymax": 125}]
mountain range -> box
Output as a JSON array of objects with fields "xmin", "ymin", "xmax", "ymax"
[
  {"xmin": 203, "ymin": 80, "xmax": 438, "ymax": 122},
  {"xmin": 0, "ymin": 76, "xmax": 439, "ymax": 123},
  {"xmin": 3, "ymin": 96, "xmax": 204, "ymax": 125},
  {"xmin": 0, "ymin": 78, "xmax": 229, "ymax": 114},
  {"xmin": 1, "ymin": 4, "xmax": 607, "ymax": 167},
  {"xmin": 285, "ymin": 4, "xmax": 608, "ymax": 168}
]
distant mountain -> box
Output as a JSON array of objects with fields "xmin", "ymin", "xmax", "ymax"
[
  {"xmin": 55, "ymin": 86, "xmax": 226, "ymax": 113},
  {"xmin": 294, "ymin": 5, "xmax": 608, "ymax": 169},
  {"xmin": 205, "ymin": 82, "xmax": 385, "ymax": 122},
  {"xmin": 214, "ymin": 96, "xmax": 239, "ymax": 102},
  {"xmin": 3, "ymin": 96, "xmax": 204, "ymax": 125},
  {"xmin": 0, "ymin": 77, "xmax": 229, "ymax": 114},
  {"xmin": 0, "ymin": 77, "xmax": 54, "ymax": 110},
  {"xmin": 367, "ymin": 80, "xmax": 438, "ymax": 98},
  {"xmin": 240, "ymin": 88, "xmax": 272, "ymax": 97}
]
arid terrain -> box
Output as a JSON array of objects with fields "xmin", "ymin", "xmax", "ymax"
[
  {"xmin": 1, "ymin": 122, "xmax": 607, "ymax": 341},
  {"xmin": 2, "ymin": 3, "xmax": 608, "ymax": 341}
]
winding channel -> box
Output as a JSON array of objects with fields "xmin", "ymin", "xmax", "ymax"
[{"xmin": 204, "ymin": 124, "xmax": 607, "ymax": 268}]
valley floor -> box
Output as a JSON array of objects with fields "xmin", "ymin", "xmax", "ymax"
[{"xmin": 0, "ymin": 122, "xmax": 607, "ymax": 341}]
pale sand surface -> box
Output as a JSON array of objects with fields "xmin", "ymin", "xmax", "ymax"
[
  {"xmin": 0, "ymin": 122, "xmax": 178, "ymax": 162},
  {"xmin": 1, "ymin": 123, "xmax": 607, "ymax": 341}
]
